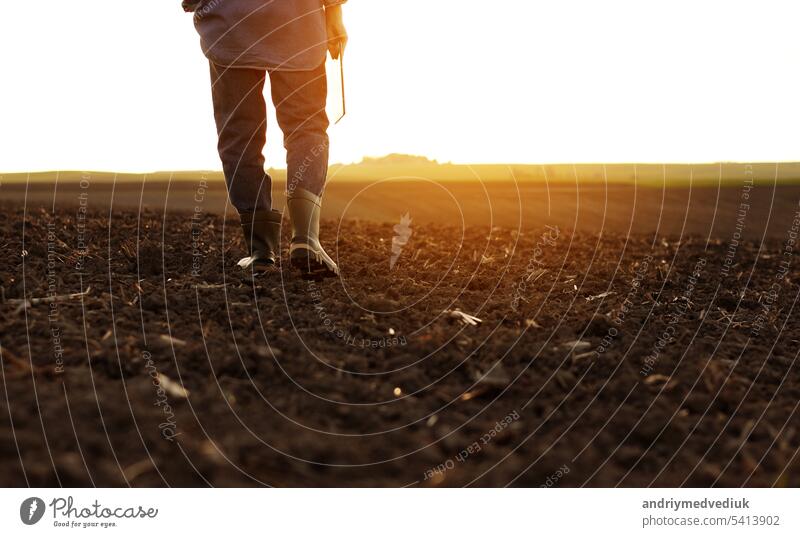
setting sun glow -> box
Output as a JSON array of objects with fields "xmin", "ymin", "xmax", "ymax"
[{"xmin": 1, "ymin": 0, "xmax": 798, "ymax": 172}]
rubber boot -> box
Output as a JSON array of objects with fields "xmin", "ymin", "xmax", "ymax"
[
  {"xmin": 237, "ymin": 209, "xmax": 282, "ymax": 272},
  {"xmin": 287, "ymin": 188, "xmax": 339, "ymax": 279}
]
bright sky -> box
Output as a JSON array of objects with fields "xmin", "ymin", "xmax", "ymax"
[{"xmin": 0, "ymin": 0, "xmax": 799, "ymax": 172}]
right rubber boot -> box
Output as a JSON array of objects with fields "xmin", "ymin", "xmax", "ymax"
[
  {"xmin": 237, "ymin": 209, "xmax": 282, "ymax": 273},
  {"xmin": 287, "ymin": 187, "xmax": 339, "ymax": 279}
]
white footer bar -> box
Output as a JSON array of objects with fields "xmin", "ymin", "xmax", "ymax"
[{"xmin": 1, "ymin": 489, "xmax": 797, "ymax": 536}]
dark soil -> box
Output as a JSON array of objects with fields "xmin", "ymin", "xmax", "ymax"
[{"xmin": 1, "ymin": 204, "xmax": 799, "ymax": 487}]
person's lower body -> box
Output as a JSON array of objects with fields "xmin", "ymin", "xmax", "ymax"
[{"xmin": 209, "ymin": 61, "xmax": 338, "ymax": 277}]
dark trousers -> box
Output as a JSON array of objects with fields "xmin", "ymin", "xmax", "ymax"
[{"xmin": 209, "ymin": 62, "xmax": 330, "ymax": 213}]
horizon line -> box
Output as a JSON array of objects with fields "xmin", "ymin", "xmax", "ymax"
[{"xmin": 2, "ymin": 160, "xmax": 799, "ymax": 176}]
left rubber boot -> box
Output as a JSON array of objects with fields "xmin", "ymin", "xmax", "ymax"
[
  {"xmin": 287, "ymin": 188, "xmax": 339, "ymax": 279},
  {"xmin": 237, "ymin": 209, "xmax": 282, "ymax": 273}
]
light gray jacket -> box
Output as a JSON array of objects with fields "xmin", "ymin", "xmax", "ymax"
[{"xmin": 185, "ymin": 0, "xmax": 346, "ymax": 71}]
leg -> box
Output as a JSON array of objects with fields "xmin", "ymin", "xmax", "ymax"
[
  {"xmin": 210, "ymin": 62, "xmax": 281, "ymax": 273},
  {"xmin": 268, "ymin": 64, "xmax": 330, "ymax": 196},
  {"xmin": 209, "ymin": 62, "xmax": 271, "ymax": 213},
  {"xmin": 269, "ymin": 65, "xmax": 337, "ymax": 279}
]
